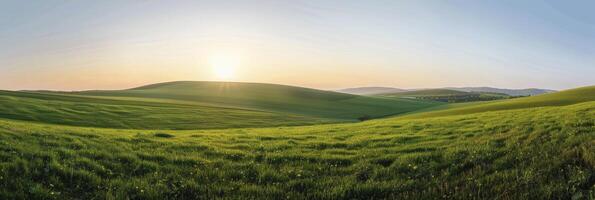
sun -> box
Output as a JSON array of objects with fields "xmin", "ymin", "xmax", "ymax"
[
  {"xmin": 210, "ymin": 55, "xmax": 238, "ymax": 81},
  {"xmin": 213, "ymin": 66, "xmax": 235, "ymax": 80}
]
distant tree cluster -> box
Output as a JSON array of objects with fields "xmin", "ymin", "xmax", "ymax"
[
  {"xmin": 357, "ymin": 115, "xmax": 373, "ymax": 121},
  {"xmin": 415, "ymin": 93, "xmax": 509, "ymax": 103}
]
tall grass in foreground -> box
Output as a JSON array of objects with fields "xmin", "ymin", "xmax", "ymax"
[{"xmin": 0, "ymin": 102, "xmax": 593, "ymax": 199}]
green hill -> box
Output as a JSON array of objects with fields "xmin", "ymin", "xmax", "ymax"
[
  {"xmin": 402, "ymin": 85, "xmax": 595, "ymax": 119},
  {"xmin": 0, "ymin": 90, "xmax": 331, "ymax": 130},
  {"xmin": 0, "ymin": 82, "xmax": 443, "ymax": 129},
  {"xmin": 0, "ymin": 99, "xmax": 592, "ymax": 199},
  {"xmin": 65, "ymin": 81, "xmax": 443, "ymax": 120}
]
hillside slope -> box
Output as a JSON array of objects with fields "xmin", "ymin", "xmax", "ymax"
[
  {"xmin": 0, "ymin": 90, "xmax": 330, "ymax": 129},
  {"xmin": 0, "ymin": 100, "xmax": 592, "ymax": 199},
  {"xmin": 402, "ymin": 85, "xmax": 595, "ymax": 119},
  {"xmin": 66, "ymin": 81, "xmax": 443, "ymax": 120}
]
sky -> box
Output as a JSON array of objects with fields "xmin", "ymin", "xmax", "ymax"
[{"xmin": 1, "ymin": 0, "xmax": 594, "ymax": 91}]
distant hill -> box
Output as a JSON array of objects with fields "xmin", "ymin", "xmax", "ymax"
[
  {"xmin": 62, "ymin": 81, "xmax": 443, "ymax": 120},
  {"xmin": 336, "ymin": 87, "xmax": 407, "ymax": 95},
  {"xmin": 377, "ymin": 89, "xmax": 510, "ymax": 103},
  {"xmin": 382, "ymin": 89, "xmax": 469, "ymax": 97},
  {"xmin": 338, "ymin": 86, "xmax": 554, "ymax": 97},
  {"xmin": 403, "ymin": 85, "xmax": 595, "ymax": 118},
  {"xmin": 446, "ymin": 87, "xmax": 555, "ymax": 96}
]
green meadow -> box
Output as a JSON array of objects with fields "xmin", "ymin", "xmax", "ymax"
[{"xmin": 0, "ymin": 82, "xmax": 593, "ymax": 199}]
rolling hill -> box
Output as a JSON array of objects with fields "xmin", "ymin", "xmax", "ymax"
[
  {"xmin": 336, "ymin": 87, "xmax": 408, "ymax": 95},
  {"xmin": 63, "ymin": 81, "xmax": 443, "ymax": 120},
  {"xmin": 0, "ymin": 81, "xmax": 444, "ymax": 129},
  {"xmin": 402, "ymin": 85, "xmax": 595, "ymax": 119},
  {"xmin": 0, "ymin": 90, "xmax": 330, "ymax": 130}
]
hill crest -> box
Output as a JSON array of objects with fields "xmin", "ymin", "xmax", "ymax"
[{"xmin": 68, "ymin": 81, "xmax": 443, "ymax": 120}]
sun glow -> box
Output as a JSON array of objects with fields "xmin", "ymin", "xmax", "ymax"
[
  {"xmin": 214, "ymin": 66, "xmax": 235, "ymax": 80},
  {"xmin": 210, "ymin": 55, "xmax": 239, "ymax": 81}
]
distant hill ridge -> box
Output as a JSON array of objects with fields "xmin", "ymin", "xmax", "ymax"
[
  {"xmin": 375, "ymin": 89, "xmax": 511, "ymax": 103},
  {"xmin": 384, "ymin": 89, "xmax": 469, "ymax": 97},
  {"xmin": 445, "ymin": 87, "xmax": 555, "ymax": 96},
  {"xmin": 402, "ymin": 85, "xmax": 594, "ymax": 119},
  {"xmin": 337, "ymin": 86, "xmax": 555, "ymax": 96},
  {"xmin": 336, "ymin": 87, "xmax": 407, "ymax": 95}
]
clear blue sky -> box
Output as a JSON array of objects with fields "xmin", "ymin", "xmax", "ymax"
[{"xmin": 1, "ymin": 0, "xmax": 594, "ymax": 90}]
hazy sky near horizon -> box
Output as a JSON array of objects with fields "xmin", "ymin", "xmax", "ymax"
[{"xmin": 1, "ymin": 0, "xmax": 594, "ymax": 91}]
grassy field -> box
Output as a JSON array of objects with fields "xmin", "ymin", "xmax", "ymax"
[
  {"xmin": 0, "ymin": 84, "xmax": 593, "ymax": 199},
  {"xmin": 0, "ymin": 99, "xmax": 593, "ymax": 199},
  {"xmin": 62, "ymin": 81, "xmax": 444, "ymax": 120}
]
